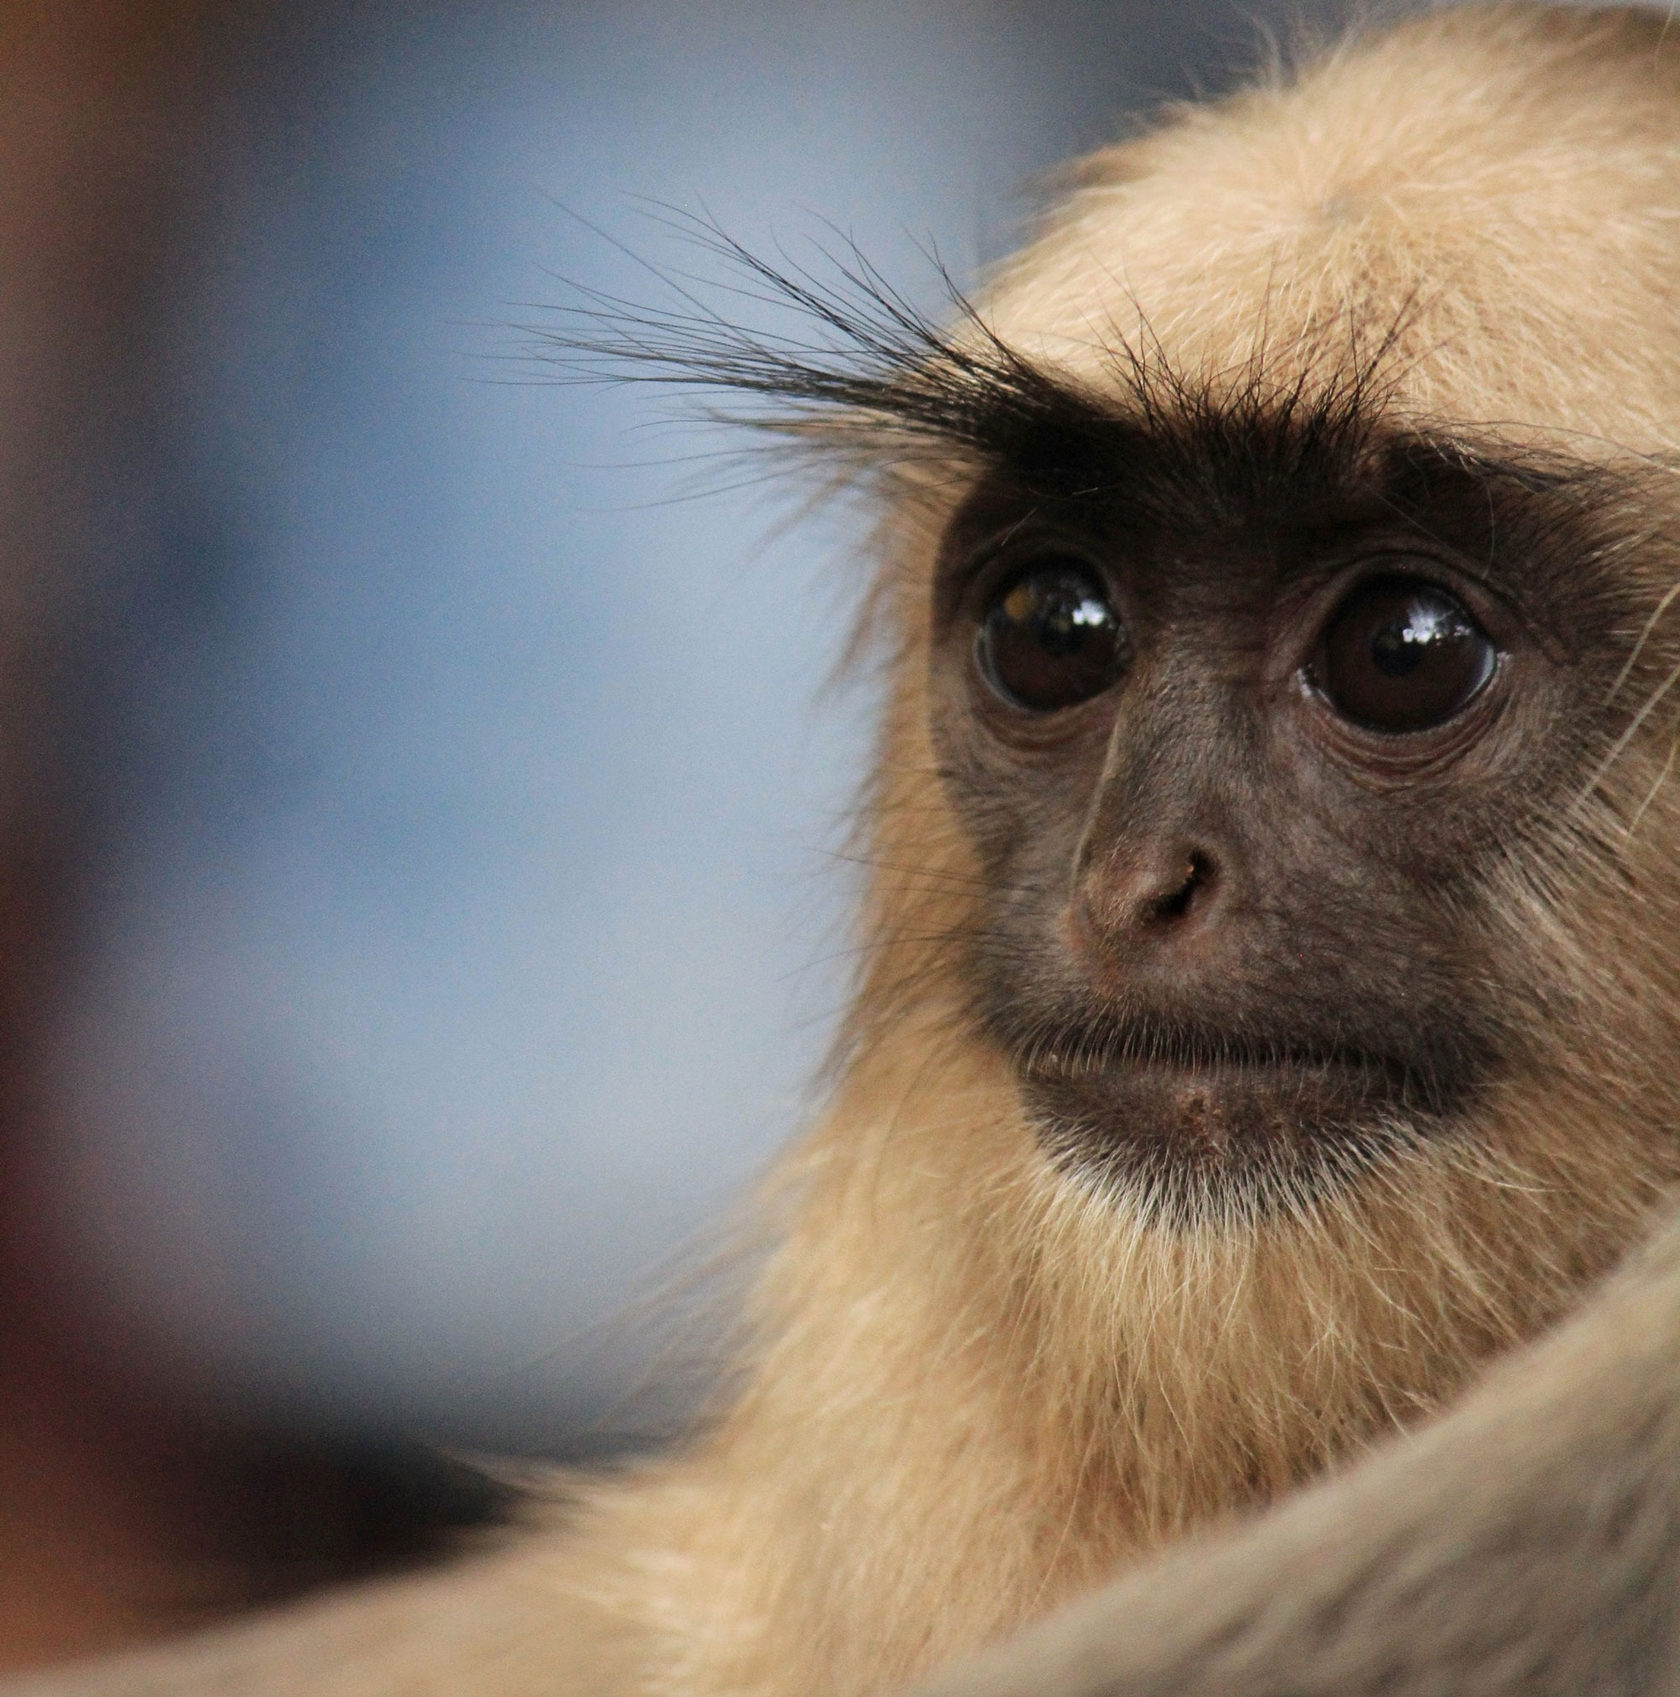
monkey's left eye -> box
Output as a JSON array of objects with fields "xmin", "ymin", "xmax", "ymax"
[
  {"xmin": 1313, "ymin": 576, "xmax": 1497, "ymax": 734},
  {"xmin": 977, "ymin": 562, "xmax": 1127, "ymax": 712}
]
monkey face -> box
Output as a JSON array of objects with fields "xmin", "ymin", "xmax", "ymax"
[{"xmin": 925, "ymin": 422, "xmax": 1633, "ymax": 1218}]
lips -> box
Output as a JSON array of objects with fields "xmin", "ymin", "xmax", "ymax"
[{"xmin": 1011, "ymin": 1024, "xmax": 1471, "ymax": 1207}]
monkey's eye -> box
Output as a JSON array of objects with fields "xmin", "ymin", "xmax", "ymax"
[
  {"xmin": 977, "ymin": 562, "xmax": 1126, "ymax": 712},
  {"xmin": 1313, "ymin": 577, "xmax": 1497, "ymax": 734}
]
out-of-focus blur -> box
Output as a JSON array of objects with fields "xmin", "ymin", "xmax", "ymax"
[{"xmin": 24, "ymin": 0, "xmax": 1367, "ymax": 1465}]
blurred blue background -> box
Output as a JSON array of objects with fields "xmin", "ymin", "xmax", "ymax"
[{"xmin": 38, "ymin": 0, "xmax": 1348, "ymax": 1453}]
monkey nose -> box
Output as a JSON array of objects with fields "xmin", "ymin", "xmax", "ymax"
[{"xmin": 1072, "ymin": 845, "xmax": 1224, "ymax": 959}]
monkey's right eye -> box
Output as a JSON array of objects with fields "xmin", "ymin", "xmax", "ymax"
[{"xmin": 976, "ymin": 562, "xmax": 1127, "ymax": 712}]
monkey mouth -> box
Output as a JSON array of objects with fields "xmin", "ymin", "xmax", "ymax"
[{"xmin": 1012, "ymin": 1027, "xmax": 1471, "ymax": 1210}]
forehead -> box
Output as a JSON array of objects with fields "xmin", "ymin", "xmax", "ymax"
[{"xmin": 983, "ymin": 6, "xmax": 1680, "ymax": 455}]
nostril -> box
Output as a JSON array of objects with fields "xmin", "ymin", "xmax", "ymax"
[
  {"xmin": 1074, "ymin": 845, "xmax": 1224, "ymax": 956},
  {"xmin": 1151, "ymin": 851, "xmax": 1213, "ymax": 922}
]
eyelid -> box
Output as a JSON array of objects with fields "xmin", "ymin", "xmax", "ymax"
[
  {"xmin": 1282, "ymin": 553, "xmax": 1516, "ymax": 674},
  {"xmin": 1316, "ymin": 544, "xmax": 1560, "ymax": 660},
  {"xmin": 967, "ymin": 529, "xmax": 1113, "ymax": 597}
]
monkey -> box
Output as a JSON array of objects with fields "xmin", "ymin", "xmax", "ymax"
[{"xmin": 16, "ymin": 3, "xmax": 1680, "ymax": 1694}]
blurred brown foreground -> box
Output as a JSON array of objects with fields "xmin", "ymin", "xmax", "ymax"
[{"xmin": 0, "ymin": 5, "xmax": 508, "ymax": 1672}]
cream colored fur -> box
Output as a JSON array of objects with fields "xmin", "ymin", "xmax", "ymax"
[{"xmin": 18, "ymin": 5, "xmax": 1680, "ymax": 1693}]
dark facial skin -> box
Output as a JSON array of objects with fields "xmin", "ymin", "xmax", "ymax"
[{"xmin": 926, "ymin": 418, "xmax": 1629, "ymax": 1220}]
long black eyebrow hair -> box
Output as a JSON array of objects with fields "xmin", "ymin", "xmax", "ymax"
[
  {"xmin": 539, "ymin": 218, "xmax": 1371, "ymax": 441},
  {"xmin": 532, "ymin": 218, "xmax": 1088, "ymax": 461},
  {"xmin": 529, "ymin": 216, "xmax": 1630, "ymax": 568}
]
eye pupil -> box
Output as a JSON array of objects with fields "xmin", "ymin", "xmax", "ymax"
[
  {"xmin": 979, "ymin": 562, "xmax": 1126, "ymax": 712},
  {"xmin": 1316, "ymin": 577, "xmax": 1496, "ymax": 734},
  {"xmin": 1371, "ymin": 623, "xmax": 1424, "ymax": 678}
]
